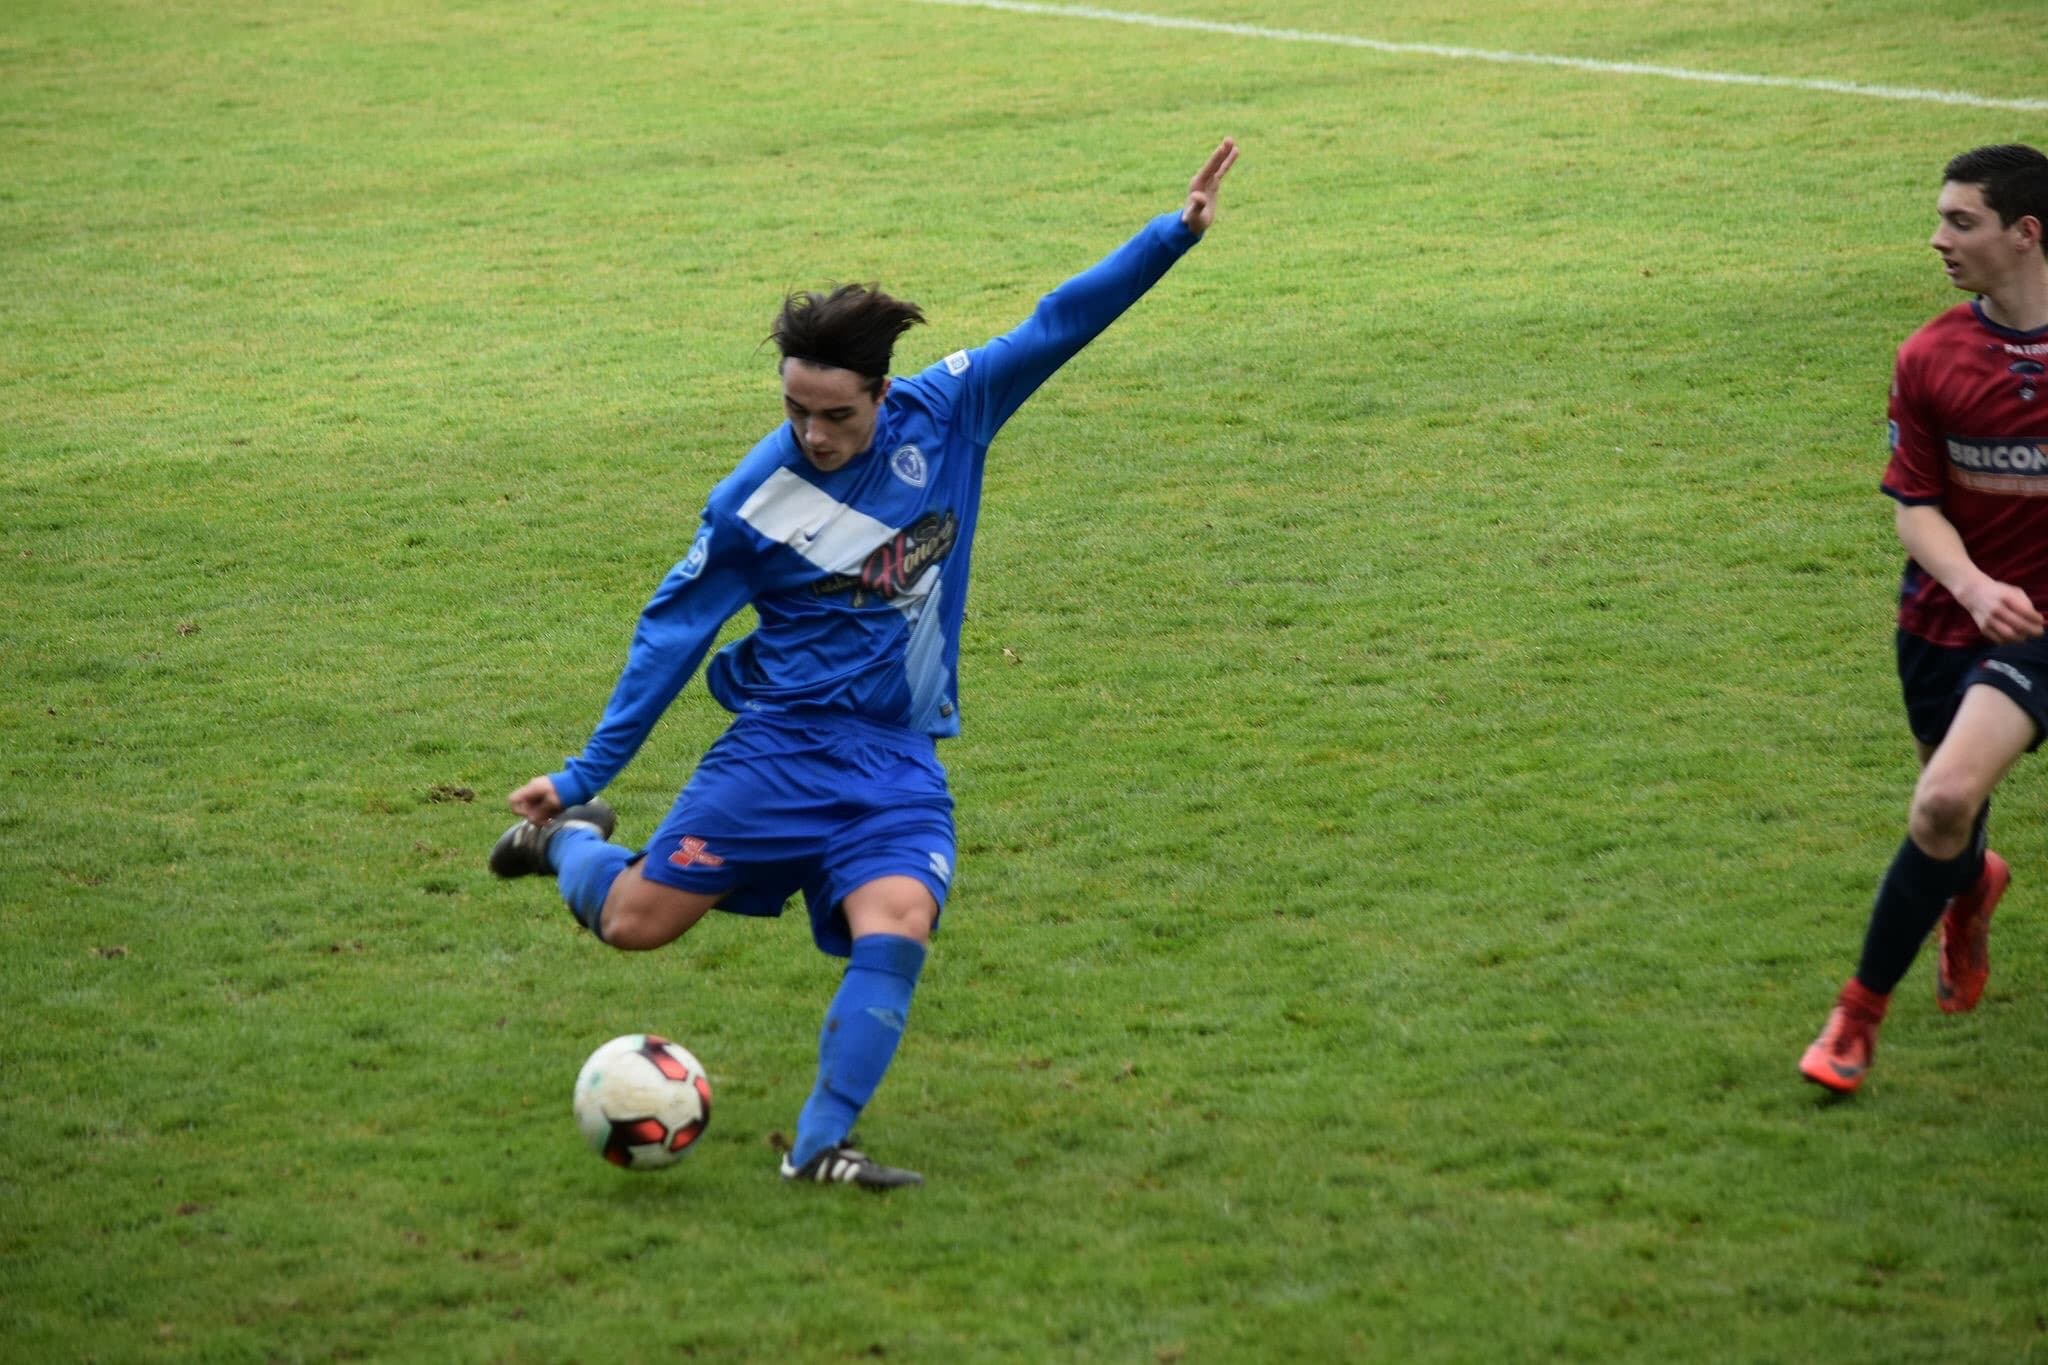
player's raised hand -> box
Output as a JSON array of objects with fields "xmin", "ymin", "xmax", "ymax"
[
  {"xmin": 508, "ymin": 774, "xmax": 565, "ymax": 826},
  {"xmin": 1182, "ymin": 137, "xmax": 1239, "ymax": 236}
]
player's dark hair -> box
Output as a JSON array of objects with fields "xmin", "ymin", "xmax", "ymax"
[
  {"xmin": 771, "ymin": 285, "xmax": 926, "ymax": 398},
  {"xmin": 1943, "ymin": 144, "xmax": 2048, "ymax": 230}
]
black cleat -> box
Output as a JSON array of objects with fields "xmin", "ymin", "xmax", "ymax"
[
  {"xmin": 488, "ymin": 800, "xmax": 616, "ymax": 878},
  {"xmin": 779, "ymin": 1140, "xmax": 922, "ymax": 1190}
]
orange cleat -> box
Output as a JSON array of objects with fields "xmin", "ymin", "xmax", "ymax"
[
  {"xmin": 1800, "ymin": 981, "xmax": 1888, "ymax": 1094},
  {"xmin": 1937, "ymin": 850, "xmax": 2009, "ymax": 1014}
]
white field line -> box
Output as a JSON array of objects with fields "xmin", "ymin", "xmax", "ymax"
[{"xmin": 913, "ymin": 0, "xmax": 2048, "ymax": 113}]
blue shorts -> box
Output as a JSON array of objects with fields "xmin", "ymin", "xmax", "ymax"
[
  {"xmin": 636, "ymin": 710, "xmax": 956, "ymax": 958},
  {"xmin": 1896, "ymin": 629, "xmax": 2048, "ymax": 751}
]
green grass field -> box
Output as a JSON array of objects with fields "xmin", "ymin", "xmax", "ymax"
[{"xmin": 6, "ymin": 1, "xmax": 2048, "ymax": 1359}]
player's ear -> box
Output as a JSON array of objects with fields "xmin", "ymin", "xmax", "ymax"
[
  {"xmin": 2019, "ymin": 214, "xmax": 2044, "ymax": 252},
  {"xmin": 876, "ymin": 376, "xmax": 893, "ymax": 405}
]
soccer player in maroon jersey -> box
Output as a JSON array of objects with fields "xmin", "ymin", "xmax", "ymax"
[{"xmin": 1801, "ymin": 145, "xmax": 2048, "ymax": 1094}]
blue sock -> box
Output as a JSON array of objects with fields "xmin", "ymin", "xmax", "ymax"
[
  {"xmin": 550, "ymin": 824, "xmax": 631, "ymax": 941},
  {"xmin": 791, "ymin": 934, "xmax": 927, "ymax": 1169}
]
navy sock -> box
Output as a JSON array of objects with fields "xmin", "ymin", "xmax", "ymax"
[
  {"xmin": 550, "ymin": 824, "xmax": 631, "ymax": 941},
  {"xmin": 1856, "ymin": 834, "xmax": 1983, "ymax": 995},
  {"xmin": 791, "ymin": 934, "xmax": 927, "ymax": 1170}
]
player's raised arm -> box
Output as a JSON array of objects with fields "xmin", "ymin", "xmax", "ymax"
[
  {"xmin": 1181, "ymin": 137, "xmax": 1239, "ymax": 236},
  {"xmin": 950, "ymin": 138, "xmax": 1242, "ymax": 443}
]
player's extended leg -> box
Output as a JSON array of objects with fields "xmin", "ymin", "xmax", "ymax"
[
  {"xmin": 782, "ymin": 876, "xmax": 935, "ymax": 1190},
  {"xmin": 489, "ymin": 801, "xmax": 631, "ymax": 931},
  {"xmin": 595, "ymin": 862, "xmax": 721, "ymax": 951},
  {"xmin": 493, "ymin": 808, "xmax": 721, "ymax": 950},
  {"xmin": 1803, "ymin": 684, "xmax": 2035, "ymax": 1092}
]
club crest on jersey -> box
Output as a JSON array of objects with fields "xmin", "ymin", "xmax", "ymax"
[
  {"xmin": 2014, "ymin": 359, "xmax": 2043, "ymax": 403},
  {"xmin": 890, "ymin": 444, "xmax": 928, "ymax": 488}
]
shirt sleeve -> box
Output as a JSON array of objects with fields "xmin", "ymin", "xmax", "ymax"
[
  {"xmin": 1881, "ymin": 343, "xmax": 1946, "ymax": 505},
  {"xmin": 951, "ymin": 210, "xmax": 1201, "ymax": 446},
  {"xmin": 547, "ymin": 511, "xmax": 754, "ymax": 807}
]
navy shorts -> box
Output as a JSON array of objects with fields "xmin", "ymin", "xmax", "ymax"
[
  {"xmin": 636, "ymin": 710, "xmax": 956, "ymax": 958},
  {"xmin": 1896, "ymin": 629, "xmax": 2048, "ymax": 751}
]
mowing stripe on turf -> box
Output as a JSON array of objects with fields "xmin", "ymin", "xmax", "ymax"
[{"xmin": 913, "ymin": 0, "xmax": 2048, "ymax": 113}]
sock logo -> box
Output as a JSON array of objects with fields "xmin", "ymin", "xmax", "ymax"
[{"xmin": 864, "ymin": 1006, "xmax": 906, "ymax": 1033}]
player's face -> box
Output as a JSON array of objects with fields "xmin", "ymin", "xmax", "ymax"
[
  {"xmin": 782, "ymin": 360, "xmax": 887, "ymax": 473},
  {"xmin": 1930, "ymin": 181, "xmax": 2019, "ymax": 296}
]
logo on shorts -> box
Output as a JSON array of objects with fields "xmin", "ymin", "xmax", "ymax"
[
  {"xmin": 668, "ymin": 836, "xmax": 726, "ymax": 868},
  {"xmin": 1982, "ymin": 659, "xmax": 2035, "ymax": 692},
  {"xmin": 890, "ymin": 444, "xmax": 928, "ymax": 488},
  {"xmin": 927, "ymin": 851, "xmax": 953, "ymax": 885}
]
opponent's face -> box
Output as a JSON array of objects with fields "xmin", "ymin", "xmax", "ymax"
[
  {"xmin": 1930, "ymin": 181, "xmax": 2032, "ymax": 296},
  {"xmin": 782, "ymin": 360, "xmax": 888, "ymax": 473}
]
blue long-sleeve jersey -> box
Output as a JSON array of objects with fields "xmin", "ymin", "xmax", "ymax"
[{"xmin": 548, "ymin": 210, "xmax": 1202, "ymax": 808}]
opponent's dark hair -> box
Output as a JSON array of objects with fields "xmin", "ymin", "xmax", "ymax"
[
  {"xmin": 1943, "ymin": 144, "xmax": 2048, "ymax": 230},
  {"xmin": 771, "ymin": 285, "xmax": 926, "ymax": 398}
]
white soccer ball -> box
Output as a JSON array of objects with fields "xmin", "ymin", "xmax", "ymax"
[{"xmin": 572, "ymin": 1034, "xmax": 712, "ymax": 1171}]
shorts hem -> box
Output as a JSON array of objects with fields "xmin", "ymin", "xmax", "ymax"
[{"xmin": 1963, "ymin": 668, "xmax": 2048, "ymax": 752}]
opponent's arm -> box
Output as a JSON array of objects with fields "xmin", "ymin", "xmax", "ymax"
[
  {"xmin": 508, "ymin": 520, "xmax": 753, "ymax": 822},
  {"xmin": 1894, "ymin": 501, "xmax": 2046, "ymax": 643},
  {"xmin": 960, "ymin": 139, "xmax": 1239, "ymax": 443}
]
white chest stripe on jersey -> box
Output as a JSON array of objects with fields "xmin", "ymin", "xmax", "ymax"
[
  {"xmin": 737, "ymin": 467, "xmax": 939, "ymax": 614},
  {"xmin": 739, "ymin": 468, "xmax": 895, "ymax": 570}
]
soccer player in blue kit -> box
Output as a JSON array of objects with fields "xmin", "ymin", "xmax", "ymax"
[{"xmin": 490, "ymin": 139, "xmax": 1240, "ymax": 1188}]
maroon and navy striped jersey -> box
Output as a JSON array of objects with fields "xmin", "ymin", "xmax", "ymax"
[{"xmin": 1882, "ymin": 300, "xmax": 2048, "ymax": 647}]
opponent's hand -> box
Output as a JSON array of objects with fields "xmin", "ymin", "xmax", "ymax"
[
  {"xmin": 1958, "ymin": 577, "xmax": 2047, "ymax": 644},
  {"xmin": 508, "ymin": 775, "xmax": 565, "ymax": 825},
  {"xmin": 1182, "ymin": 137, "xmax": 1239, "ymax": 236}
]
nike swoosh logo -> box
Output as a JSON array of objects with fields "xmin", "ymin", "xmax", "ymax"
[{"xmin": 1829, "ymin": 1060, "xmax": 1864, "ymax": 1080}]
